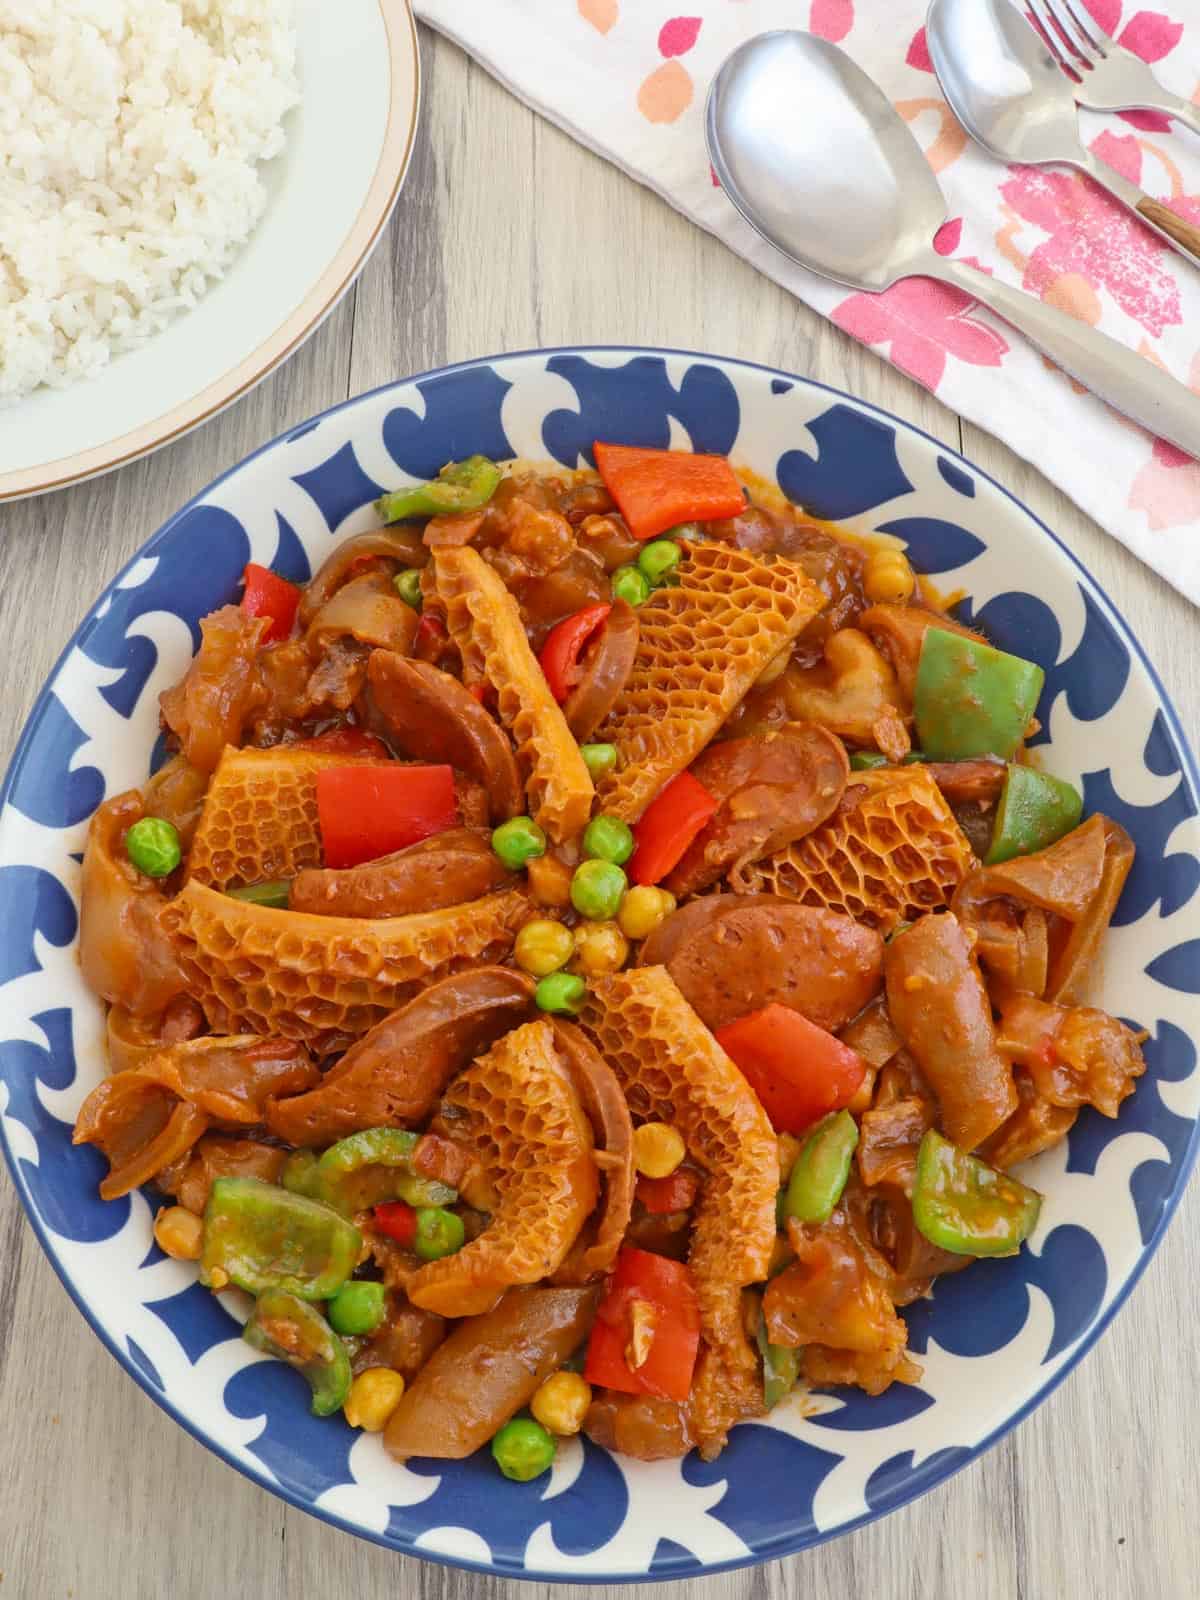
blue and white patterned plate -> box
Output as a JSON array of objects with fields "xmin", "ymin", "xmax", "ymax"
[{"xmin": 2, "ymin": 348, "xmax": 1197, "ymax": 1581}]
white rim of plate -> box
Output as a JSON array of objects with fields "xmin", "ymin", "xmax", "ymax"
[{"xmin": 0, "ymin": 0, "xmax": 422, "ymax": 504}]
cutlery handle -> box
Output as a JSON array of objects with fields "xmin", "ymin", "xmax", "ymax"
[
  {"xmin": 931, "ymin": 256, "xmax": 1200, "ymax": 461},
  {"xmin": 1077, "ymin": 150, "xmax": 1200, "ymax": 269}
]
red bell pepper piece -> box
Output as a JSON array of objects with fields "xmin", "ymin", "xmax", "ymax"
[
  {"xmin": 240, "ymin": 563, "xmax": 301, "ymax": 644},
  {"xmin": 294, "ymin": 727, "xmax": 390, "ymax": 759},
  {"xmin": 629, "ymin": 771, "xmax": 718, "ymax": 886},
  {"xmin": 636, "ymin": 1169, "xmax": 701, "ymax": 1215},
  {"xmin": 716, "ymin": 1003, "xmax": 866, "ymax": 1135},
  {"xmin": 413, "ymin": 613, "xmax": 451, "ymax": 665},
  {"xmin": 593, "ymin": 442, "xmax": 745, "ymax": 541},
  {"xmin": 315, "ymin": 764, "xmax": 457, "ymax": 869},
  {"xmin": 538, "ymin": 604, "xmax": 612, "ymax": 703},
  {"xmin": 584, "ymin": 1247, "xmax": 700, "ymax": 1403},
  {"xmin": 373, "ymin": 1201, "xmax": 417, "ymax": 1247}
]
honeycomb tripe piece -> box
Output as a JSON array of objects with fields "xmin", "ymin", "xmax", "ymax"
[
  {"xmin": 406, "ymin": 1019, "xmax": 598, "ymax": 1318},
  {"xmin": 430, "ymin": 545, "xmax": 593, "ymax": 842},
  {"xmin": 735, "ymin": 766, "xmax": 978, "ymax": 935},
  {"xmin": 593, "ymin": 540, "xmax": 826, "ymax": 821},
  {"xmin": 579, "ymin": 965, "xmax": 777, "ymax": 1454},
  {"xmin": 186, "ymin": 745, "xmax": 378, "ymax": 891},
  {"xmin": 160, "ymin": 880, "xmax": 530, "ymax": 1048}
]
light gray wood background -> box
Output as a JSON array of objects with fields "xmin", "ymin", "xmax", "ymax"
[{"xmin": 0, "ymin": 25, "xmax": 1195, "ymax": 1600}]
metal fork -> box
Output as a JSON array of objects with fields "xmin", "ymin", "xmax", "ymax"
[{"xmin": 1027, "ymin": 0, "xmax": 1200, "ymax": 134}]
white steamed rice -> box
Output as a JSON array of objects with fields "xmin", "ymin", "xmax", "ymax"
[{"xmin": 0, "ymin": 0, "xmax": 299, "ymax": 404}]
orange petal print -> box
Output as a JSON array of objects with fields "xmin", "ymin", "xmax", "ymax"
[
  {"xmin": 1042, "ymin": 272, "xmax": 1101, "ymax": 326},
  {"xmin": 578, "ymin": 0, "xmax": 618, "ymax": 33},
  {"xmin": 638, "ymin": 59, "xmax": 693, "ymax": 124},
  {"xmin": 895, "ymin": 98, "xmax": 966, "ymax": 174}
]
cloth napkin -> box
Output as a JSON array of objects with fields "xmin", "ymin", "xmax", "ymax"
[{"xmin": 412, "ymin": 0, "xmax": 1200, "ymax": 605}]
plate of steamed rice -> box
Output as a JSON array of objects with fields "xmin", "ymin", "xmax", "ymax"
[{"xmin": 0, "ymin": 0, "xmax": 420, "ymax": 500}]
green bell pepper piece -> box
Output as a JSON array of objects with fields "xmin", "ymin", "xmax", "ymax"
[
  {"xmin": 201, "ymin": 1179, "xmax": 361, "ymax": 1300},
  {"xmin": 315, "ymin": 1127, "xmax": 457, "ymax": 1215},
  {"xmin": 914, "ymin": 629, "xmax": 1045, "ymax": 762},
  {"xmin": 227, "ymin": 879, "xmax": 291, "ymax": 908},
  {"xmin": 985, "ymin": 764, "xmax": 1082, "ymax": 865},
  {"xmin": 280, "ymin": 1149, "xmax": 324, "ymax": 1200},
  {"xmin": 782, "ymin": 1110, "xmax": 859, "ymax": 1226},
  {"xmin": 243, "ymin": 1290, "xmax": 351, "ymax": 1416},
  {"xmin": 912, "ymin": 1129, "xmax": 1041, "ymax": 1257},
  {"xmin": 849, "ymin": 751, "xmax": 888, "ymax": 771},
  {"xmin": 376, "ymin": 455, "xmax": 501, "ymax": 523},
  {"xmin": 755, "ymin": 1312, "xmax": 801, "ymax": 1410}
]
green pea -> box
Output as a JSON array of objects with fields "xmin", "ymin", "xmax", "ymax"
[
  {"xmin": 637, "ymin": 539, "xmax": 682, "ymax": 588},
  {"xmin": 327, "ymin": 1280, "xmax": 386, "ymax": 1336},
  {"xmin": 393, "ymin": 569, "xmax": 424, "ymax": 611},
  {"xmin": 570, "ymin": 858, "xmax": 627, "ymax": 921},
  {"xmin": 535, "ymin": 972, "xmax": 587, "ymax": 1016},
  {"xmin": 580, "ymin": 742, "xmax": 618, "ymax": 781},
  {"xmin": 582, "ymin": 814, "xmax": 634, "ymax": 866},
  {"xmin": 492, "ymin": 815, "xmax": 547, "ymax": 871},
  {"xmin": 413, "ymin": 1207, "xmax": 466, "ymax": 1262},
  {"xmin": 610, "ymin": 565, "xmax": 651, "ymax": 608},
  {"xmin": 492, "ymin": 1416, "xmax": 556, "ymax": 1482},
  {"xmin": 125, "ymin": 816, "xmax": 181, "ymax": 878},
  {"xmin": 228, "ymin": 879, "xmax": 291, "ymax": 908}
]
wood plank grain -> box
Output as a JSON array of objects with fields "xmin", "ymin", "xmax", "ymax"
[{"xmin": 0, "ymin": 23, "xmax": 1195, "ymax": 1600}]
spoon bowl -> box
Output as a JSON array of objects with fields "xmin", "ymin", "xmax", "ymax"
[
  {"xmin": 926, "ymin": 0, "xmax": 1083, "ymax": 165},
  {"xmin": 706, "ymin": 30, "xmax": 946, "ymax": 290}
]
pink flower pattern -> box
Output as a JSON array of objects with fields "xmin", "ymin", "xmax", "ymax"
[
  {"xmin": 1000, "ymin": 168, "xmax": 1182, "ymax": 337},
  {"xmin": 832, "ymin": 274, "xmax": 1009, "ymax": 394}
]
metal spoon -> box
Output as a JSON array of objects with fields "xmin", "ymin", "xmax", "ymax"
[
  {"xmin": 926, "ymin": 0, "xmax": 1200, "ymax": 269},
  {"xmin": 705, "ymin": 30, "xmax": 1200, "ymax": 459}
]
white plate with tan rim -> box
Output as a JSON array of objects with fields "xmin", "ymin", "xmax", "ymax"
[{"xmin": 0, "ymin": 0, "xmax": 420, "ymax": 503}]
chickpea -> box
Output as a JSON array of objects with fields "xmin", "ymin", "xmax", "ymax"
[
  {"xmin": 344, "ymin": 1368, "xmax": 406, "ymax": 1432},
  {"xmin": 530, "ymin": 1370, "xmax": 592, "ymax": 1436},
  {"xmin": 571, "ymin": 919, "xmax": 629, "ymax": 977},
  {"xmin": 633, "ymin": 1121, "xmax": 686, "ymax": 1179},
  {"xmin": 515, "ymin": 917, "xmax": 575, "ymax": 977},
  {"xmin": 863, "ymin": 547, "xmax": 915, "ymax": 605},
  {"xmin": 617, "ymin": 884, "xmax": 676, "ymax": 942},
  {"xmin": 526, "ymin": 854, "xmax": 574, "ymax": 909},
  {"xmin": 153, "ymin": 1205, "xmax": 203, "ymax": 1261}
]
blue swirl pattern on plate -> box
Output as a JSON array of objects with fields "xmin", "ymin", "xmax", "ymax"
[{"xmin": 0, "ymin": 349, "xmax": 1197, "ymax": 1582}]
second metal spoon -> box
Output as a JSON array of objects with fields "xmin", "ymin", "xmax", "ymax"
[
  {"xmin": 705, "ymin": 30, "xmax": 1200, "ymax": 458},
  {"xmin": 927, "ymin": 0, "xmax": 1200, "ymax": 269}
]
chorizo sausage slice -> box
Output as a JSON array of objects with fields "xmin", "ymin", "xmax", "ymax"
[
  {"xmin": 665, "ymin": 723, "xmax": 848, "ymax": 897},
  {"xmin": 563, "ymin": 599, "xmax": 640, "ymax": 743},
  {"xmin": 366, "ymin": 651, "xmax": 524, "ymax": 822},
  {"xmin": 642, "ymin": 895, "xmax": 883, "ymax": 1034},
  {"xmin": 266, "ymin": 967, "xmax": 534, "ymax": 1147},
  {"xmin": 289, "ymin": 829, "xmax": 511, "ymax": 919}
]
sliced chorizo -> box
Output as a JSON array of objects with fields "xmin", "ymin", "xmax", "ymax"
[
  {"xmin": 366, "ymin": 651, "xmax": 524, "ymax": 821},
  {"xmin": 563, "ymin": 599, "xmax": 640, "ymax": 743},
  {"xmin": 289, "ymin": 829, "xmax": 511, "ymax": 918},
  {"xmin": 641, "ymin": 895, "xmax": 883, "ymax": 1034},
  {"xmin": 265, "ymin": 967, "xmax": 534, "ymax": 1147},
  {"xmin": 665, "ymin": 723, "xmax": 848, "ymax": 897},
  {"xmin": 884, "ymin": 912, "xmax": 1018, "ymax": 1150}
]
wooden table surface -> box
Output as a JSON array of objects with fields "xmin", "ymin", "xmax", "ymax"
[{"xmin": 1, "ymin": 26, "xmax": 1195, "ymax": 1600}]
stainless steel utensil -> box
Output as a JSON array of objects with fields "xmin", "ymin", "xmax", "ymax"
[
  {"xmin": 1028, "ymin": 0, "xmax": 1200, "ymax": 134},
  {"xmin": 927, "ymin": 0, "xmax": 1200, "ymax": 267},
  {"xmin": 704, "ymin": 29, "xmax": 1200, "ymax": 458}
]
